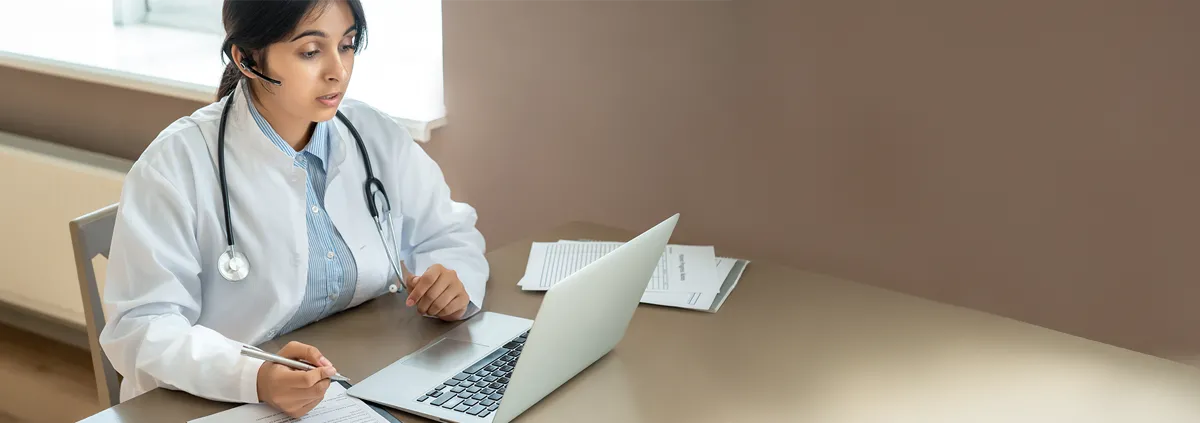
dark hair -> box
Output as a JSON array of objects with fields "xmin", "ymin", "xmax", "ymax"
[{"xmin": 217, "ymin": 0, "xmax": 367, "ymax": 100}]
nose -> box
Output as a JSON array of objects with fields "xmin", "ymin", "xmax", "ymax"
[{"xmin": 325, "ymin": 55, "xmax": 349, "ymax": 82}]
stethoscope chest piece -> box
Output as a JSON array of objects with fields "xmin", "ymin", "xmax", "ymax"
[{"xmin": 219, "ymin": 246, "xmax": 250, "ymax": 282}]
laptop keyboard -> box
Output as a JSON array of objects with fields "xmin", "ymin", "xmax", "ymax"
[{"xmin": 417, "ymin": 330, "xmax": 528, "ymax": 418}]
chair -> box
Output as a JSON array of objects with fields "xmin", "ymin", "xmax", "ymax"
[{"xmin": 69, "ymin": 203, "xmax": 121, "ymax": 407}]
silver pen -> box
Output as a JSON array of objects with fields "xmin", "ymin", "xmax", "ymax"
[{"xmin": 240, "ymin": 345, "xmax": 351, "ymax": 383}]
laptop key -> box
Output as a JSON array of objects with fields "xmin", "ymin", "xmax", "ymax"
[
  {"xmin": 467, "ymin": 405, "xmax": 486, "ymax": 416},
  {"xmin": 480, "ymin": 410, "xmax": 492, "ymax": 418},
  {"xmin": 484, "ymin": 375, "xmax": 498, "ymax": 382},
  {"xmin": 498, "ymin": 377, "xmax": 510, "ymax": 384},
  {"xmin": 482, "ymin": 398, "xmax": 495, "ymax": 406},
  {"xmin": 464, "ymin": 399, "xmax": 479, "ymax": 406},
  {"xmin": 451, "ymin": 386, "xmax": 465, "ymax": 393},
  {"xmin": 418, "ymin": 396, "xmax": 429, "ymax": 402},
  {"xmin": 472, "ymin": 393, "xmax": 488, "ymax": 400},
  {"xmin": 488, "ymin": 393, "xmax": 503, "ymax": 401},
  {"xmin": 482, "ymin": 388, "xmax": 495, "ymax": 395},
  {"xmin": 459, "ymin": 380, "xmax": 474, "ymax": 387},
  {"xmin": 454, "ymin": 403, "xmax": 471, "ymax": 412},
  {"xmin": 431, "ymin": 394, "xmax": 454, "ymax": 407},
  {"xmin": 467, "ymin": 386, "xmax": 481, "ymax": 393},
  {"xmin": 444, "ymin": 396, "xmax": 465, "ymax": 409},
  {"xmin": 485, "ymin": 365, "xmax": 499, "ymax": 372},
  {"xmin": 468, "ymin": 375, "xmax": 482, "ymax": 382},
  {"xmin": 503, "ymin": 341, "xmax": 520, "ymax": 349},
  {"xmin": 452, "ymin": 372, "xmax": 470, "ymax": 381},
  {"xmin": 458, "ymin": 391, "xmax": 471, "ymax": 398},
  {"xmin": 489, "ymin": 382, "xmax": 504, "ymax": 389},
  {"xmin": 488, "ymin": 403, "xmax": 499, "ymax": 410}
]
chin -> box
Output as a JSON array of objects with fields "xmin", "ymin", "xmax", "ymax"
[{"xmin": 313, "ymin": 108, "xmax": 340, "ymax": 122}]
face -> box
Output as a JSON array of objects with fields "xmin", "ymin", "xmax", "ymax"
[{"xmin": 241, "ymin": 1, "xmax": 358, "ymax": 124}]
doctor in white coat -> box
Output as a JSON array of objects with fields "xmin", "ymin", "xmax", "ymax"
[{"xmin": 99, "ymin": 0, "xmax": 487, "ymax": 417}]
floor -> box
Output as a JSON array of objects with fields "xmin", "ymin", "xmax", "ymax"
[{"xmin": 0, "ymin": 323, "xmax": 103, "ymax": 422}]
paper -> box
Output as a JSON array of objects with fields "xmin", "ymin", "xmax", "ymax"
[
  {"xmin": 189, "ymin": 383, "xmax": 389, "ymax": 423},
  {"xmin": 639, "ymin": 257, "xmax": 749, "ymax": 312},
  {"xmin": 518, "ymin": 241, "xmax": 720, "ymax": 293},
  {"xmin": 639, "ymin": 257, "xmax": 736, "ymax": 311}
]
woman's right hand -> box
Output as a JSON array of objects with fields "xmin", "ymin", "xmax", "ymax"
[{"xmin": 256, "ymin": 341, "xmax": 338, "ymax": 418}]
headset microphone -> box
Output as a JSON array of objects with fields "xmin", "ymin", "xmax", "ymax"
[{"xmin": 240, "ymin": 59, "xmax": 282, "ymax": 86}]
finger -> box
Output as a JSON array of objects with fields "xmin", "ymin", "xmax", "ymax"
[
  {"xmin": 407, "ymin": 265, "xmax": 444, "ymax": 306},
  {"xmin": 279, "ymin": 342, "xmax": 328, "ymax": 368},
  {"xmin": 279, "ymin": 366, "xmax": 332, "ymax": 388},
  {"xmin": 427, "ymin": 287, "xmax": 460, "ymax": 317},
  {"xmin": 307, "ymin": 378, "xmax": 332, "ymax": 399},
  {"xmin": 418, "ymin": 275, "xmax": 451, "ymax": 315},
  {"xmin": 438, "ymin": 295, "xmax": 470, "ymax": 320}
]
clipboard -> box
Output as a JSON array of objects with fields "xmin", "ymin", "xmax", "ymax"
[{"xmin": 335, "ymin": 380, "xmax": 403, "ymax": 423}]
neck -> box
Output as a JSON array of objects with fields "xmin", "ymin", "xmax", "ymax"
[{"xmin": 249, "ymin": 85, "xmax": 313, "ymax": 152}]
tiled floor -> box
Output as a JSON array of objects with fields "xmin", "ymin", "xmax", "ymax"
[{"xmin": 0, "ymin": 323, "xmax": 102, "ymax": 422}]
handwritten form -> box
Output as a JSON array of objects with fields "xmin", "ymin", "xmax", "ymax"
[
  {"xmin": 189, "ymin": 383, "xmax": 389, "ymax": 423},
  {"xmin": 518, "ymin": 242, "xmax": 720, "ymax": 293}
]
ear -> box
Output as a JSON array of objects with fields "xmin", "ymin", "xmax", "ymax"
[{"xmin": 229, "ymin": 46, "xmax": 258, "ymax": 80}]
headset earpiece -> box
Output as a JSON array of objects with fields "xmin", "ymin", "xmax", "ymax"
[{"xmin": 236, "ymin": 50, "xmax": 282, "ymax": 86}]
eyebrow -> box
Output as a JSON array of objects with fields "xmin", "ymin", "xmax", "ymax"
[{"xmin": 289, "ymin": 25, "xmax": 357, "ymax": 42}]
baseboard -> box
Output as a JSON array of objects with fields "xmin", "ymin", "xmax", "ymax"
[{"xmin": 0, "ymin": 300, "xmax": 89, "ymax": 350}]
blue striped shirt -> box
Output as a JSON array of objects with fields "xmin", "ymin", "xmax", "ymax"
[{"xmin": 245, "ymin": 91, "xmax": 358, "ymax": 336}]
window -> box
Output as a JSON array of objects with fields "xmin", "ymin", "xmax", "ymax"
[{"xmin": 0, "ymin": 0, "xmax": 443, "ymax": 141}]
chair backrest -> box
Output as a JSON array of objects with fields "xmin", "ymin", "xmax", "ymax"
[{"xmin": 69, "ymin": 203, "xmax": 121, "ymax": 407}]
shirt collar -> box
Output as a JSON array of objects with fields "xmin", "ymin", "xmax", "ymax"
[{"xmin": 243, "ymin": 84, "xmax": 332, "ymax": 171}]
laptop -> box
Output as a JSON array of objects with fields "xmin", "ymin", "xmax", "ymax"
[{"xmin": 346, "ymin": 214, "xmax": 680, "ymax": 423}]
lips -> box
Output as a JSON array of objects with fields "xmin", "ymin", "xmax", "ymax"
[{"xmin": 317, "ymin": 92, "xmax": 343, "ymax": 107}]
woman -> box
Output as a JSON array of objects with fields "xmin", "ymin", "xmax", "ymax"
[{"xmin": 99, "ymin": 0, "xmax": 488, "ymax": 417}]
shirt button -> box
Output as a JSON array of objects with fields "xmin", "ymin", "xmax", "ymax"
[
  {"xmin": 328, "ymin": 294, "xmax": 337, "ymax": 300},
  {"xmin": 311, "ymin": 205, "xmax": 320, "ymax": 214},
  {"xmin": 327, "ymin": 251, "xmax": 335, "ymax": 259}
]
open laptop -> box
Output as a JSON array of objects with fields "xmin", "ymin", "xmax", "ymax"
[{"xmin": 346, "ymin": 214, "xmax": 680, "ymax": 423}]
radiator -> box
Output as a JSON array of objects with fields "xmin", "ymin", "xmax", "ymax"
[{"xmin": 0, "ymin": 130, "xmax": 129, "ymax": 339}]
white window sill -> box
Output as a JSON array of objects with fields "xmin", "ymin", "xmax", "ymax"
[{"xmin": 0, "ymin": 5, "xmax": 444, "ymax": 142}]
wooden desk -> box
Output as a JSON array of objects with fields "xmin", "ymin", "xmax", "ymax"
[{"xmin": 80, "ymin": 222, "xmax": 1200, "ymax": 422}]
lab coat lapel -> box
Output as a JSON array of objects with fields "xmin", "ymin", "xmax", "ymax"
[
  {"xmin": 217, "ymin": 80, "xmax": 311, "ymax": 334},
  {"xmin": 325, "ymin": 115, "xmax": 393, "ymax": 306}
]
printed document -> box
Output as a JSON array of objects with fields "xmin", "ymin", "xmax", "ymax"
[
  {"xmin": 518, "ymin": 241, "xmax": 719, "ymax": 293},
  {"xmin": 189, "ymin": 383, "xmax": 389, "ymax": 423}
]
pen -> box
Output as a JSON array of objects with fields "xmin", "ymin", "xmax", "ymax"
[{"xmin": 240, "ymin": 345, "xmax": 351, "ymax": 383}]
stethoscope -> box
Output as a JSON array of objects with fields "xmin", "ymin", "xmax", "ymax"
[{"xmin": 214, "ymin": 63, "xmax": 409, "ymax": 295}]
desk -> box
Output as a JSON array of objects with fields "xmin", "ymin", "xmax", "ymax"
[{"xmin": 81, "ymin": 221, "xmax": 1200, "ymax": 422}]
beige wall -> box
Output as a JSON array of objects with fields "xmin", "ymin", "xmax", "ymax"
[{"xmin": 2, "ymin": 0, "xmax": 1198, "ymax": 360}]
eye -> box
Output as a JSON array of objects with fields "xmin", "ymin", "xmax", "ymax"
[
  {"xmin": 301, "ymin": 49, "xmax": 319, "ymax": 59},
  {"xmin": 340, "ymin": 43, "xmax": 355, "ymax": 53}
]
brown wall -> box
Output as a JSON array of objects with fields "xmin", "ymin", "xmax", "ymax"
[{"xmin": 2, "ymin": 0, "xmax": 1198, "ymax": 360}]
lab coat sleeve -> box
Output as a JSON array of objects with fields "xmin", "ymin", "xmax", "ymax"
[
  {"xmin": 99, "ymin": 161, "xmax": 263, "ymax": 404},
  {"xmin": 396, "ymin": 137, "xmax": 489, "ymax": 319}
]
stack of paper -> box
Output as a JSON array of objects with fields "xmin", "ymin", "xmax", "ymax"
[{"xmin": 517, "ymin": 240, "xmax": 749, "ymax": 312}]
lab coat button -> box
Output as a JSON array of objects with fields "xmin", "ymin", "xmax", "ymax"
[
  {"xmin": 327, "ymin": 251, "xmax": 335, "ymax": 259},
  {"xmin": 311, "ymin": 206, "xmax": 320, "ymax": 214}
]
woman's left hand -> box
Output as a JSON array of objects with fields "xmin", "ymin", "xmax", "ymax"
[{"xmin": 405, "ymin": 264, "xmax": 470, "ymax": 320}]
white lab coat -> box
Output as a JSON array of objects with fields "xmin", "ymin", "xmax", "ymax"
[{"xmin": 99, "ymin": 80, "xmax": 488, "ymax": 404}]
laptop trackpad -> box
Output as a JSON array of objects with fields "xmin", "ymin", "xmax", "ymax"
[{"xmin": 401, "ymin": 338, "xmax": 493, "ymax": 374}]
